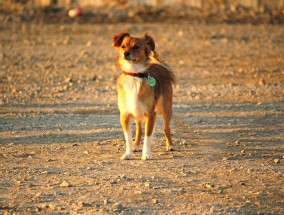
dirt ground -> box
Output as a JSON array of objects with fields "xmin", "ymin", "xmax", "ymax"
[{"xmin": 0, "ymin": 22, "xmax": 284, "ymax": 214}]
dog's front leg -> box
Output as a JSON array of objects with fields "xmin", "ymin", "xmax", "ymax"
[
  {"xmin": 120, "ymin": 113, "xmax": 133, "ymax": 160},
  {"xmin": 133, "ymin": 120, "xmax": 142, "ymax": 152},
  {"xmin": 142, "ymin": 112, "xmax": 156, "ymax": 160}
]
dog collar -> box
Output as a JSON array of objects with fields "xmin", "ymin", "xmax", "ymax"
[
  {"xmin": 123, "ymin": 71, "xmax": 156, "ymax": 87},
  {"xmin": 123, "ymin": 71, "xmax": 148, "ymax": 78}
]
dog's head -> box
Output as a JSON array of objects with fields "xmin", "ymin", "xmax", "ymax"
[{"xmin": 113, "ymin": 32, "xmax": 155, "ymax": 66}]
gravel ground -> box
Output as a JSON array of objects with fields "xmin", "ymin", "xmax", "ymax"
[{"xmin": 0, "ymin": 22, "xmax": 284, "ymax": 214}]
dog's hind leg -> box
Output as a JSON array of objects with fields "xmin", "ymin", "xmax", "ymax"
[
  {"xmin": 133, "ymin": 120, "xmax": 142, "ymax": 152},
  {"xmin": 163, "ymin": 111, "xmax": 174, "ymax": 151},
  {"xmin": 142, "ymin": 112, "xmax": 156, "ymax": 160}
]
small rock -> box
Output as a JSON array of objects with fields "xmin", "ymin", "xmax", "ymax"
[
  {"xmin": 247, "ymin": 168, "xmax": 253, "ymax": 173},
  {"xmin": 151, "ymin": 199, "xmax": 159, "ymax": 204},
  {"xmin": 112, "ymin": 203, "xmax": 123, "ymax": 212},
  {"xmin": 0, "ymin": 53, "xmax": 4, "ymax": 61},
  {"xmin": 181, "ymin": 139, "xmax": 188, "ymax": 145},
  {"xmin": 60, "ymin": 25, "xmax": 66, "ymax": 31},
  {"xmin": 48, "ymin": 203, "xmax": 56, "ymax": 210},
  {"xmin": 103, "ymin": 199, "xmax": 109, "ymax": 205},
  {"xmin": 33, "ymin": 192, "xmax": 43, "ymax": 200},
  {"xmin": 120, "ymin": 174, "xmax": 127, "ymax": 179},
  {"xmin": 134, "ymin": 190, "xmax": 143, "ymax": 195},
  {"xmin": 91, "ymin": 74, "xmax": 97, "ymax": 81},
  {"xmin": 83, "ymin": 150, "xmax": 89, "ymax": 155},
  {"xmin": 258, "ymin": 78, "xmax": 266, "ymax": 86},
  {"xmin": 274, "ymin": 159, "xmax": 280, "ymax": 164},
  {"xmin": 230, "ymin": 167, "xmax": 238, "ymax": 172},
  {"xmin": 65, "ymin": 77, "xmax": 73, "ymax": 83},
  {"xmin": 205, "ymin": 183, "xmax": 214, "ymax": 189},
  {"xmin": 178, "ymin": 30, "xmax": 184, "ymax": 37},
  {"xmin": 144, "ymin": 182, "xmax": 150, "ymax": 187},
  {"xmin": 86, "ymin": 41, "xmax": 92, "ymax": 47},
  {"xmin": 178, "ymin": 187, "xmax": 186, "ymax": 194},
  {"xmin": 217, "ymin": 189, "xmax": 223, "ymax": 194},
  {"xmin": 60, "ymin": 181, "xmax": 70, "ymax": 187},
  {"xmin": 63, "ymin": 38, "xmax": 70, "ymax": 45}
]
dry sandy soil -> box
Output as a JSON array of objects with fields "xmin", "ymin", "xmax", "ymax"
[{"xmin": 0, "ymin": 22, "xmax": 284, "ymax": 214}]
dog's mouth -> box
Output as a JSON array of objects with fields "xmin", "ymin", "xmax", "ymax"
[{"xmin": 123, "ymin": 56, "xmax": 136, "ymax": 62}]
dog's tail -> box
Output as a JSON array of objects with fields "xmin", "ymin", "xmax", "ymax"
[
  {"xmin": 148, "ymin": 51, "xmax": 176, "ymax": 85},
  {"xmin": 147, "ymin": 63, "xmax": 176, "ymax": 86}
]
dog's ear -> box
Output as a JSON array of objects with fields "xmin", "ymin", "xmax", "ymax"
[
  {"xmin": 145, "ymin": 34, "xmax": 155, "ymax": 51},
  {"xmin": 113, "ymin": 32, "xmax": 130, "ymax": 47}
]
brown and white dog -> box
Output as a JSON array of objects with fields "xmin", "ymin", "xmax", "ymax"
[{"xmin": 113, "ymin": 32, "xmax": 176, "ymax": 160}]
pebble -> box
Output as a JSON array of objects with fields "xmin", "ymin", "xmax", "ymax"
[
  {"xmin": 205, "ymin": 183, "xmax": 214, "ymax": 189},
  {"xmin": 230, "ymin": 167, "xmax": 238, "ymax": 172},
  {"xmin": 274, "ymin": 159, "xmax": 280, "ymax": 164},
  {"xmin": 86, "ymin": 41, "xmax": 92, "ymax": 47},
  {"xmin": 103, "ymin": 199, "xmax": 109, "ymax": 205},
  {"xmin": 144, "ymin": 182, "xmax": 151, "ymax": 187},
  {"xmin": 112, "ymin": 203, "xmax": 123, "ymax": 212},
  {"xmin": 0, "ymin": 53, "xmax": 4, "ymax": 61},
  {"xmin": 151, "ymin": 199, "xmax": 159, "ymax": 204},
  {"xmin": 217, "ymin": 189, "xmax": 223, "ymax": 194},
  {"xmin": 258, "ymin": 78, "xmax": 266, "ymax": 86},
  {"xmin": 65, "ymin": 77, "xmax": 73, "ymax": 83},
  {"xmin": 60, "ymin": 181, "xmax": 70, "ymax": 187},
  {"xmin": 181, "ymin": 139, "xmax": 188, "ymax": 145},
  {"xmin": 247, "ymin": 168, "xmax": 254, "ymax": 173}
]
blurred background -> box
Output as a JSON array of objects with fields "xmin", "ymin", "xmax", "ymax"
[{"xmin": 1, "ymin": 0, "xmax": 284, "ymax": 24}]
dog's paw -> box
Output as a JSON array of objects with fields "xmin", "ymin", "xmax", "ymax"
[
  {"xmin": 120, "ymin": 153, "xmax": 133, "ymax": 160},
  {"xmin": 141, "ymin": 153, "xmax": 152, "ymax": 160},
  {"xmin": 166, "ymin": 146, "xmax": 175, "ymax": 151},
  {"xmin": 133, "ymin": 146, "xmax": 141, "ymax": 152}
]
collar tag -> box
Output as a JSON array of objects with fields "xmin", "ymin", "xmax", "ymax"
[{"xmin": 147, "ymin": 75, "xmax": 156, "ymax": 87}]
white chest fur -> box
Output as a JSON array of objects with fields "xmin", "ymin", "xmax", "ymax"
[
  {"xmin": 121, "ymin": 60, "xmax": 147, "ymax": 74},
  {"xmin": 120, "ymin": 76, "xmax": 146, "ymax": 121}
]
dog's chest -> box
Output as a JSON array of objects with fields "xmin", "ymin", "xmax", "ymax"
[{"xmin": 122, "ymin": 77, "xmax": 146, "ymax": 119}]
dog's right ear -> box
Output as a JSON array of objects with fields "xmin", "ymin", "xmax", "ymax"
[{"xmin": 113, "ymin": 32, "xmax": 130, "ymax": 47}]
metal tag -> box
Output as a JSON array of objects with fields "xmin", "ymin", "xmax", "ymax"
[{"xmin": 147, "ymin": 75, "xmax": 156, "ymax": 87}]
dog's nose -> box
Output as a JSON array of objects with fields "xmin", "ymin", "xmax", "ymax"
[{"xmin": 124, "ymin": 51, "xmax": 130, "ymax": 57}]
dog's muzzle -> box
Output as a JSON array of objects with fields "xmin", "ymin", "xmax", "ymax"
[{"xmin": 123, "ymin": 51, "xmax": 134, "ymax": 61}]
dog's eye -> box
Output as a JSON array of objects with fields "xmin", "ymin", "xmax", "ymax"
[
  {"xmin": 133, "ymin": 45, "xmax": 140, "ymax": 49},
  {"xmin": 121, "ymin": 45, "xmax": 126, "ymax": 48}
]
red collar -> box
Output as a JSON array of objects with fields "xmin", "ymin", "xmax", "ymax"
[{"xmin": 123, "ymin": 71, "xmax": 148, "ymax": 78}]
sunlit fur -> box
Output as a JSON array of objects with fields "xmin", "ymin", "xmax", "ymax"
[{"xmin": 113, "ymin": 32, "xmax": 176, "ymax": 160}]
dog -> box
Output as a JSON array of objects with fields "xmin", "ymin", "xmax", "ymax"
[{"xmin": 113, "ymin": 32, "xmax": 176, "ymax": 160}]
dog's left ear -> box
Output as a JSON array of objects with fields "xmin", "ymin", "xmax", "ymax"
[
  {"xmin": 145, "ymin": 34, "xmax": 155, "ymax": 51},
  {"xmin": 113, "ymin": 32, "xmax": 130, "ymax": 47}
]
